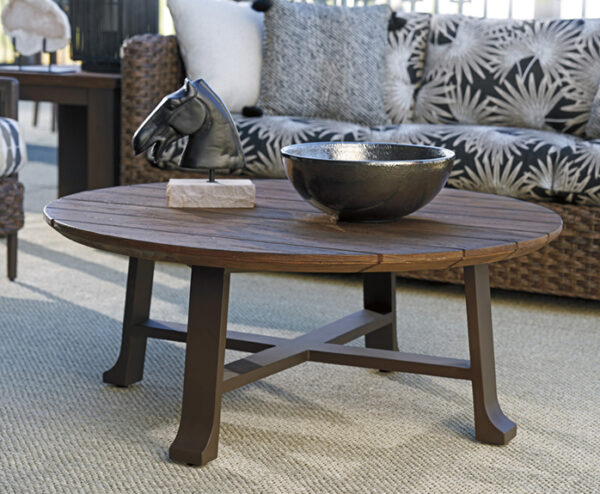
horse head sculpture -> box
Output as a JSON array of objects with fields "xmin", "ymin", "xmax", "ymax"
[{"xmin": 133, "ymin": 79, "xmax": 246, "ymax": 177}]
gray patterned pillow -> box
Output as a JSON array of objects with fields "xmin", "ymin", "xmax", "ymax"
[
  {"xmin": 414, "ymin": 15, "xmax": 600, "ymax": 137},
  {"xmin": 385, "ymin": 12, "xmax": 431, "ymax": 124},
  {"xmin": 257, "ymin": 0, "xmax": 391, "ymax": 127}
]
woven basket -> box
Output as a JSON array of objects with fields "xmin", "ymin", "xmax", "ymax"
[{"xmin": 0, "ymin": 176, "xmax": 24, "ymax": 235}]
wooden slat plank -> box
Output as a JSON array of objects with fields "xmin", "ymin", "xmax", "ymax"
[
  {"xmin": 50, "ymin": 198, "xmax": 555, "ymax": 241},
  {"xmin": 45, "ymin": 207, "xmax": 476, "ymax": 257},
  {"xmin": 46, "ymin": 203, "xmax": 521, "ymax": 259},
  {"xmin": 57, "ymin": 195, "xmax": 559, "ymax": 240},
  {"xmin": 72, "ymin": 181, "xmax": 560, "ymax": 218},
  {"xmin": 46, "ymin": 218, "xmax": 381, "ymax": 273},
  {"xmin": 51, "ymin": 187, "xmax": 559, "ymax": 250},
  {"xmin": 47, "ymin": 203, "xmax": 555, "ymax": 269}
]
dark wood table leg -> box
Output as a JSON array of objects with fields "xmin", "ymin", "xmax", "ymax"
[
  {"xmin": 363, "ymin": 272, "xmax": 398, "ymax": 351},
  {"xmin": 58, "ymin": 104, "xmax": 87, "ymax": 197},
  {"xmin": 87, "ymin": 88, "xmax": 120, "ymax": 190},
  {"xmin": 57, "ymin": 88, "xmax": 120, "ymax": 197},
  {"xmin": 169, "ymin": 266, "xmax": 230, "ymax": 466},
  {"xmin": 464, "ymin": 264, "xmax": 516, "ymax": 445},
  {"xmin": 103, "ymin": 257, "xmax": 155, "ymax": 386}
]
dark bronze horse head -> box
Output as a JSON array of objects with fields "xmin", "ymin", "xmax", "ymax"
[{"xmin": 132, "ymin": 79, "xmax": 246, "ymax": 173}]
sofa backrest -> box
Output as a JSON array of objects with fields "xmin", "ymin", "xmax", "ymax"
[{"xmin": 413, "ymin": 14, "xmax": 600, "ymax": 137}]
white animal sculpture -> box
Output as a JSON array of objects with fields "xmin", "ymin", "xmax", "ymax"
[{"xmin": 1, "ymin": 0, "xmax": 71, "ymax": 56}]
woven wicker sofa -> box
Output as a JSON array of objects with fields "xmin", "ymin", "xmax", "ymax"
[{"xmin": 119, "ymin": 33, "xmax": 600, "ymax": 301}]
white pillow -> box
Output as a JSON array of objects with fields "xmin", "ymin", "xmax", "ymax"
[{"xmin": 168, "ymin": 0, "xmax": 264, "ymax": 113}]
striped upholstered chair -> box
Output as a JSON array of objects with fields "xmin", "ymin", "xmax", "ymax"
[{"xmin": 0, "ymin": 77, "xmax": 26, "ymax": 280}]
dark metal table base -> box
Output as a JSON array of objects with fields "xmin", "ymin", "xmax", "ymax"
[{"xmin": 103, "ymin": 257, "xmax": 517, "ymax": 466}]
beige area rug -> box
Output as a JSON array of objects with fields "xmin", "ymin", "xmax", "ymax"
[{"xmin": 0, "ymin": 210, "xmax": 599, "ymax": 493}]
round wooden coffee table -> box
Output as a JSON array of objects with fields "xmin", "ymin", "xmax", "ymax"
[{"xmin": 44, "ymin": 180, "xmax": 562, "ymax": 466}]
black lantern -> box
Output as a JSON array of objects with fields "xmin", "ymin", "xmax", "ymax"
[{"xmin": 66, "ymin": 0, "xmax": 159, "ymax": 73}]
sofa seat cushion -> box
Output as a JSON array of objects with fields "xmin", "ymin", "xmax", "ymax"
[
  {"xmin": 368, "ymin": 123, "xmax": 600, "ymax": 205},
  {"xmin": 553, "ymin": 138, "xmax": 600, "ymax": 206},
  {"xmin": 151, "ymin": 114, "xmax": 370, "ymax": 178},
  {"xmin": 0, "ymin": 117, "xmax": 26, "ymax": 178},
  {"xmin": 235, "ymin": 115, "xmax": 370, "ymax": 178},
  {"xmin": 153, "ymin": 114, "xmax": 600, "ymax": 206}
]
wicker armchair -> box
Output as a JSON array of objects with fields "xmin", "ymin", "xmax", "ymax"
[
  {"xmin": 0, "ymin": 77, "xmax": 24, "ymax": 281},
  {"xmin": 120, "ymin": 34, "xmax": 600, "ymax": 301}
]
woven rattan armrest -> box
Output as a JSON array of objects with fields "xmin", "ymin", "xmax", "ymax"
[{"xmin": 120, "ymin": 34, "xmax": 185, "ymax": 185}]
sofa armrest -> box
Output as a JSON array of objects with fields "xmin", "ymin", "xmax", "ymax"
[
  {"xmin": 0, "ymin": 77, "xmax": 18, "ymax": 120},
  {"xmin": 121, "ymin": 34, "xmax": 185, "ymax": 184}
]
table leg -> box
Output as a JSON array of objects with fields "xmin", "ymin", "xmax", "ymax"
[
  {"xmin": 464, "ymin": 264, "xmax": 516, "ymax": 445},
  {"xmin": 363, "ymin": 272, "xmax": 398, "ymax": 351},
  {"xmin": 87, "ymin": 88, "xmax": 120, "ymax": 190},
  {"xmin": 169, "ymin": 266, "xmax": 230, "ymax": 466},
  {"xmin": 57, "ymin": 89, "xmax": 119, "ymax": 197},
  {"xmin": 58, "ymin": 105, "xmax": 87, "ymax": 197},
  {"xmin": 103, "ymin": 257, "xmax": 155, "ymax": 386}
]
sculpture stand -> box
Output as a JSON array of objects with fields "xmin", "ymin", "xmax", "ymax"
[
  {"xmin": 8, "ymin": 37, "xmax": 78, "ymax": 74},
  {"xmin": 167, "ymin": 172, "xmax": 255, "ymax": 208}
]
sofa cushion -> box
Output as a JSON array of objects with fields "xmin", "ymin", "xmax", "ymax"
[
  {"xmin": 414, "ymin": 15, "xmax": 600, "ymax": 137},
  {"xmin": 386, "ymin": 12, "xmax": 431, "ymax": 124},
  {"xmin": 236, "ymin": 115, "xmax": 369, "ymax": 177},
  {"xmin": 0, "ymin": 118, "xmax": 26, "ymax": 178},
  {"xmin": 553, "ymin": 138, "xmax": 600, "ymax": 206},
  {"xmin": 152, "ymin": 115, "xmax": 600, "ymax": 206},
  {"xmin": 257, "ymin": 0, "xmax": 391, "ymax": 126},
  {"xmin": 150, "ymin": 114, "xmax": 368, "ymax": 178},
  {"xmin": 167, "ymin": 0, "xmax": 264, "ymax": 114},
  {"xmin": 369, "ymin": 123, "xmax": 564, "ymax": 203}
]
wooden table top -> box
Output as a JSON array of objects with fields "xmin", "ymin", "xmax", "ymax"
[
  {"xmin": 0, "ymin": 68, "xmax": 121, "ymax": 89},
  {"xmin": 43, "ymin": 180, "xmax": 563, "ymax": 273}
]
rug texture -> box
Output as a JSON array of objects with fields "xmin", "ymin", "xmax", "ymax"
[{"xmin": 1, "ymin": 106, "xmax": 599, "ymax": 493}]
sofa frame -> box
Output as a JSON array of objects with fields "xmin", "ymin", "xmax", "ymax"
[{"xmin": 120, "ymin": 34, "xmax": 599, "ymax": 301}]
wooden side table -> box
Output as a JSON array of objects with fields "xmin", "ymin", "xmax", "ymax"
[{"xmin": 0, "ymin": 69, "xmax": 121, "ymax": 197}]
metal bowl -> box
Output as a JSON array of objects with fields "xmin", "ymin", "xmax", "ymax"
[{"xmin": 281, "ymin": 142, "xmax": 455, "ymax": 222}]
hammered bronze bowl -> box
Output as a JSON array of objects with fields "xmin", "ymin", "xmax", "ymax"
[{"xmin": 281, "ymin": 142, "xmax": 455, "ymax": 222}]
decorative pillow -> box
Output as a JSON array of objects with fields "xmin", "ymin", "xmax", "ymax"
[
  {"xmin": 257, "ymin": 0, "xmax": 391, "ymax": 127},
  {"xmin": 167, "ymin": 0, "xmax": 263, "ymax": 113},
  {"xmin": 0, "ymin": 118, "xmax": 26, "ymax": 178},
  {"xmin": 385, "ymin": 12, "xmax": 431, "ymax": 124},
  {"xmin": 414, "ymin": 15, "xmax": 600, "ymax": 136}
]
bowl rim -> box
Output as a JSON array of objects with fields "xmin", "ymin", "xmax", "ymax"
[{"xmin": 280, "ymin": 142, "xmax": 455, "ymax": 165}]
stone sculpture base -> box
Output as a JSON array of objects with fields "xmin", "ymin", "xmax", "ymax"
[{"xmin": 166, "ymin": 179, "xmax": 255, "ymax": 208}]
